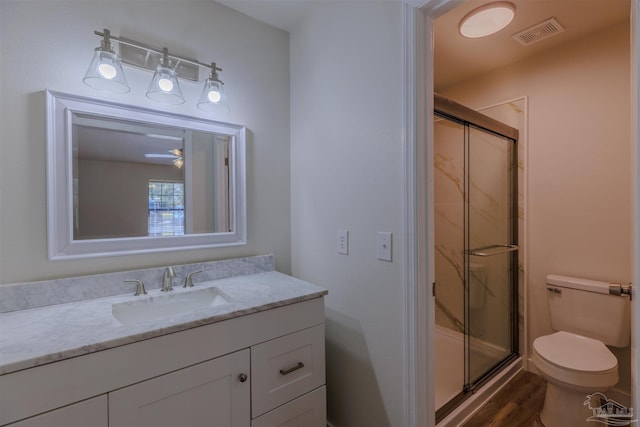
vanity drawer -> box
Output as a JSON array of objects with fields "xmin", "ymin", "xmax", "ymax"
[
  {"xmin": 251, "ymin": 324, "xmax": 325, "ymax": 417},
  {"xmin": 251, "ymin": 386, "xmax": 326, "ymax": 427}
]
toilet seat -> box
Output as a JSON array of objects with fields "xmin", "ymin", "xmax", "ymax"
[
  {"xmin": 534, "ymin": 331, "xmax": 617, "ymax": 372},
  {"xmin": 533, "ymin": 331, "xmax": 618, "ymax": 391}
]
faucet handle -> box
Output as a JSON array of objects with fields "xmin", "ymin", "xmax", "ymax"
[
  {"xmin": 183, "ymin": 270, "xmax": 203, "ymax": 288},
  {"xmin": 124, "ymin": 280, "xmax": 147, "ymax": 296}
]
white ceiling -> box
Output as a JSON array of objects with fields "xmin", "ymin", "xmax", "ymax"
[
  {"xmin": 434, "ymin": 0, "xmax": 630, "ymax": 89},
  {"xmin": 75, "ymin": 126, "xmax": 183, "ymax": 166},
  {"xmin": 216, "ymin": 0, "xmax": 630, "ymax": 90}
]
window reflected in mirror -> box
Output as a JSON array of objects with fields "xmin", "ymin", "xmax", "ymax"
[{"xmin": 148, "ymin": 181, "xmax": 185, "ymax": 236}]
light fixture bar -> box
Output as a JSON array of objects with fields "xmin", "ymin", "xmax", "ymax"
[
  {"xmin": 93, "ymin": 30, "xmax": 222, "ymax": 76},
  {"xmin": 119, "ymin": 42, "xmax": 199, "ymax": 82}
]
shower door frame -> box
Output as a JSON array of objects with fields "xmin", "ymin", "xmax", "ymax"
[{"xmin": 433, "ymin": 94, "xmax": 520, "ymax": 422}]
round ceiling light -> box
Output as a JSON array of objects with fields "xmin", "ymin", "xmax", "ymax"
[{"xmin": 459, "ymin": 2, "xmax": 516, "ymax": 39}]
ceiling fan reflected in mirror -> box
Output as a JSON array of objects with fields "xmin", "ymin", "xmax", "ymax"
[{"xmin": 144, "ymin": 148, "xmax": 184, "ymax": 168}]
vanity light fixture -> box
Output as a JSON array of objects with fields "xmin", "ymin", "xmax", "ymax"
[
  {"xmin": 83, "ymin": 29, "xmax": 228, "ymax": 112},
  {"xmin": 459, "ymin": 2, "xmax": 516, "ymax": 39},
  {"xmin": 83, "ymin": 29, "xmax": 130, "ymax": 93},
  {"xmin": 146, "ymin": 48, "xmax": 184, "ymax": 105},
  {"xmin": 197, "ymin": 63, "xmax": 229, "ymax": 113}
]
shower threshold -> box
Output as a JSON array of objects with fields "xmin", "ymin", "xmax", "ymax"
[{"xmin": 436, "ymin": 355, "xmax": 523, "ymax": 426}]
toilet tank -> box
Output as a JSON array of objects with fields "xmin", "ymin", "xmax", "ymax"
[{"xmin": 546, "ymin": 274, "xmax": 631, "ymax": 347}]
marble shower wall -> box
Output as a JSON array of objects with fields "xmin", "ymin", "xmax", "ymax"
[
  {"xmin": 434, "ymin": 99, "xmax": 526, "ymax": 356},
  {"xmin": 434, "ymin": 117, "xmax": 465, "ymax": 333}
]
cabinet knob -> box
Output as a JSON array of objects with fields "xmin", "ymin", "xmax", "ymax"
[{"xmin": 238, "ymin": 373, "xmax": 248, "ymax": 383}]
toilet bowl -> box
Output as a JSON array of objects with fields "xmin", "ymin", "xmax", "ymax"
[
  {"xmin": 532, "ymin": 275, "xmax": 630, "ymax": 427},
  {"xmin": 533, "ymin": 332, "xmax": 618, "ymax": 427}
]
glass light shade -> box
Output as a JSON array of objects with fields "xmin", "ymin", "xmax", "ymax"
[
  {"xmin": 459, "ymin": 2, "xmax": 515, "ymax": 38},
  {"xmin": 197, "ymin": 78, "xmax": 229, "ymax": 113},
  {"xmin": 83, "ymin": 49, "xmax": 130, "ymax": 93},
  {"xmin": 146, "ymin": 65, "xmax": 184, "ymax": 105}
]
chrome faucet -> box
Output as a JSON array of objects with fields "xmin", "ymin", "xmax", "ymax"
[
  {"xmin": 161, "ymin": 266, "xmax": 176, "ymax": 292},
  {"xmin": 124, "ymin": 280, "xmax": 147, "ymax": 296},
  {"xmin": 183, "ymin": 270, "xmax": 203, "ymax": 288}
]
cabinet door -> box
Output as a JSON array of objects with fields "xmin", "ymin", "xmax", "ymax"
[
  {"xmin": 109, "ymin": 349, "xmax": 250, "ymax": 427},
  {"xmin": 6, "ymin": 395, "xmax": 107, "ymax": 427},
  {"xmin": 251, "ymin": 386, "xmax": 326, "ymax": 427}
]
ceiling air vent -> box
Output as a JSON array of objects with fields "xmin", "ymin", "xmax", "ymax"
[{"xmin": 512, "ymin": 17, "xmax": 565, "ymax": 46}]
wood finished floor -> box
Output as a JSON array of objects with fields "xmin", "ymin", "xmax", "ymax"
[{"xmin": 461, "ymin": 371, "xmax": 547, "ymax": 427}]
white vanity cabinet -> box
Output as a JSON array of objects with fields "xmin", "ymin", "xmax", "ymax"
[
  {"xmin": 0, "ymin": 297, "xmax": 326, "ymax": 427},
  {"xmin": 5, "ymin": 396, "xmax": 108, "ymax": 427},
  {"xmin": 109, "ymin": 349, "xmax": 250, "ymax": 427}
]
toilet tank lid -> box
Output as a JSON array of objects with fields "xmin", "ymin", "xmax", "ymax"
[{"xmin": 546, "ymin": 274, "xmax": 610, "ymax": 294}]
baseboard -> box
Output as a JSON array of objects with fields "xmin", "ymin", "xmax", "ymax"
[{"xmin": 606, "ymin": 387, "xmax": 632, "ymax": 407}]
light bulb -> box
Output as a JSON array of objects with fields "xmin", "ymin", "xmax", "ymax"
[
  {"xmin": 158, "ymin": 78, "xmax": 174, "ymax": 92},
  {"xmin": 207, "ymin": 90, "xmax": 222, "ymax": 103},
  {"xmin": 83, "ymin": 49, "xmax": 130, "ymax": 93},
  {"xmin": 98, "ymin": 63, "xmax": 117, "ymax": 79},
  {"xmin": 197, "ymin": 68, "xmax": 229, "ymax": 113}
]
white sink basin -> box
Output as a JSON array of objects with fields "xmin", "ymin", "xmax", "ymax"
[{"xmin": 112, "ymin": 287, "xmax": 232, "ymax": 325}]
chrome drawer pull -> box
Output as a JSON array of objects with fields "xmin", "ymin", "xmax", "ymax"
[{"xmin": 279, "ymin": 362, "xmax": 304, "ymax": 376}]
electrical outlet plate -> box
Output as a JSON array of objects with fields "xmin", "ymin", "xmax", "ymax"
[{"xmin": 337, "ymin": 230, "xmax": 349, "ymax": 255}]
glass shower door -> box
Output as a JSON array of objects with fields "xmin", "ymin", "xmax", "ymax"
[
  {"xmin": 465, "ymin": 125, "xmax": 518, "ymax": 387},
  {"xmin": 433, "ymin": 114, "xmax": 466, "ymax": 410}
]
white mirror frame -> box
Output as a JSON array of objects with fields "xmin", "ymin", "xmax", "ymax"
[{"xmin": 46, "ymin": 90, "xmax": 246, "ymax": 260}]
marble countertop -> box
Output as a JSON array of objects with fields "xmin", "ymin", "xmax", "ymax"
[{"xmin": 0, "ymin": 272, "xmax": 327, "ymax": 375}]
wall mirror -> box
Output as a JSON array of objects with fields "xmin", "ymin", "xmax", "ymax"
[{"xmin": 46, "ymin": 90, "xmax": 246, "ymax": 260}]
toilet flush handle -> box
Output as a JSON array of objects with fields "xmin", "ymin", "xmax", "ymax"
[
  {"xmin": 609, "ymin": 283, "xmax": 633, "ymax": 300},
  {"xmin": 546, "ymin": 286, "xmax": 562, "ymax": 294}
]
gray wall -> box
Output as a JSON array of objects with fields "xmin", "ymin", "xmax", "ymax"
[
  {"xmin": 0, "ymin": 0, "xmax": 291, "ymax": 282},
  {"xmin": 290, "ymin": 3, "xmax": 405, "ymax": 425}
]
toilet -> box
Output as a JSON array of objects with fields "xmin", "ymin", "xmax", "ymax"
[{"xmin": 532, "ymin": 275, "xmax": 631, "ymax": 427}]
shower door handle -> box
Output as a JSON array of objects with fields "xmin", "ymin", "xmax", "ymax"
[{"xmin": 466, "ymin": 244, "xmax": 518, "ymax": 257}]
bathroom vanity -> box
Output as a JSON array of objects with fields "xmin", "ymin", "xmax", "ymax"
[{"xmin": 0, "ymin": 257, "xmax": 327, "ymax": 426}]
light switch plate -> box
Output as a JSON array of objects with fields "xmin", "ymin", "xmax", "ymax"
[{"xmin": 377, "ymin": 232, "xmax": 392, "ymax": 262}]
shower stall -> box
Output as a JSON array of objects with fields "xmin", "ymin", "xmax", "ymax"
[{"xmin": 433, "ymin": 94, "xmax": 520, "ymax": 422}]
